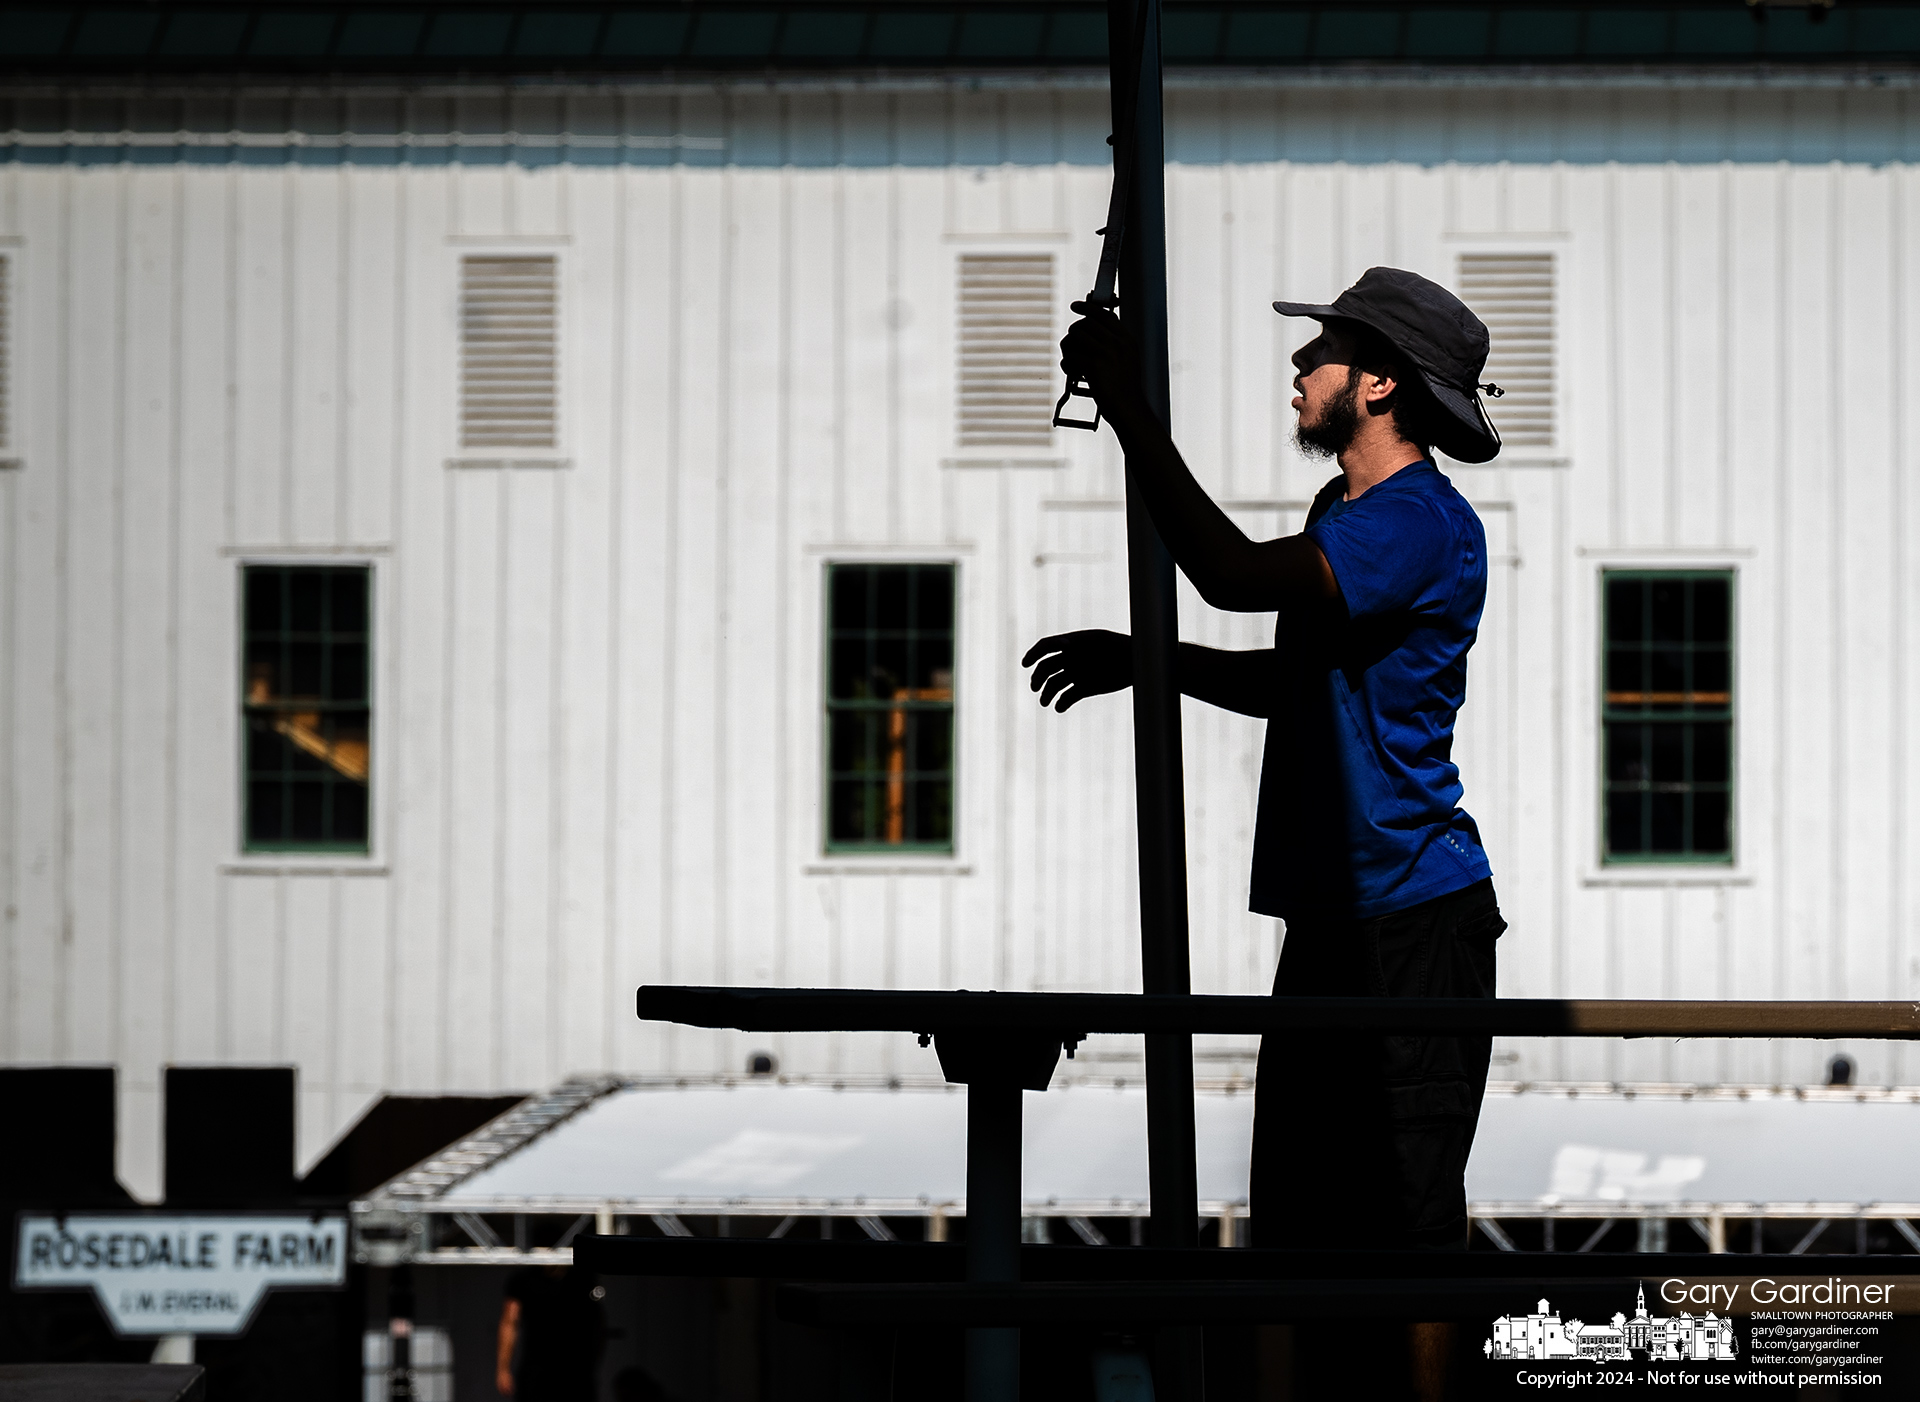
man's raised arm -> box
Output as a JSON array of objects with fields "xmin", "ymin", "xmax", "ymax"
[{"xmin": 1058, "ymin": 304, "xmax": 1341, "ymax": 615}]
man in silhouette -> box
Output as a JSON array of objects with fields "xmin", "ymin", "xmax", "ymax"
[{"xmin": 1027, "ymin": 268, "xmax": 1508, "ymax": 1400}]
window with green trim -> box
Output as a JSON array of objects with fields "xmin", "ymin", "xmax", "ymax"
[
  {"xmin": 242, "ymin": 566, "xmax": 371, "ymax": 853},
  {"xmin": 824, "ymin": 563, "xmax": 955, "ymax": 853},
  {"xmin": 1602, "ymin": 570, "xmax": 1733, "ymax": 863}
]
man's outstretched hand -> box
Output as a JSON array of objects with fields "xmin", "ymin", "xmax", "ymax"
[{"xmin": 1022, "ymin": 630, "xmax": 1133, "ymax": 711}]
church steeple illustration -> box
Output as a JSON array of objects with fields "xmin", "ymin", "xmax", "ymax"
[{"xmin": 1622, "ymin": 1283, "xmax": 1656, "ymax": 1355}]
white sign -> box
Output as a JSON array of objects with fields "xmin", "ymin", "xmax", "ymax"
[{"xmin": 13, "ymin": 1213, "xmax": 347, "ymax": 1336}]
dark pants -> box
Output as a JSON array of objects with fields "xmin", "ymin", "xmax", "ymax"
[{"xmin": 1249, "ymin": 878, "xmax": 1504, "ymax": 1252}]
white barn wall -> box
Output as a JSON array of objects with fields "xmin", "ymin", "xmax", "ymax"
[{"xmin": 2, "ymin": 78, "xmax": 1917, "ymax": 1197}]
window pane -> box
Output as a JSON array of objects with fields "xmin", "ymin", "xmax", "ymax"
[
  {"xmin": 830, "ymin": 711, "xmax": 878, "ymax": 776},
  {"xmin": 330, "ymin": 643, "xmax": 366, "ymax": 702},
  {"xmin": 913, "ymin": 780, "xmax": 953, "ymax": 845},
  {"xmin": 289, "ymin": 572, "xmax": 325, "ymax": 632},
  {"xmin": 1649, "ymin": 792, "xmax": 1684, "ymax": 852},
  {"xmin": 289, "ymin": 641, "xmax": 323, "ymax": 697},
  {"xmin": 829, "ymin": 568, "xmax": 868, "ymax": 632},
  {"xmin": 244, "ymin": 642, "xmax": 279, "ymax": 703},
  {"xmin": 288, "ymin": 734, "xmax": 327, "ymax": 774},
  {"xmin": 871, "ymin": 637, "xmax": 909, "ymax": 698},
  {"xmin": 912, "ymin": 711, "xmax": 952, "ymax": 773},
  {"xmin": 1649, "ymin": 647, "xmax": 1685, "ymax": 698},
  {"xmin": 334, "ymin": 784, "xmax": 369, "ymax": 844},
  {"xmin": 823, "ymin": 563, "xmax": 955, "ymax": 853},
  {"xmin": 829, "ymin": 778, "xmax": 878, "ymax": 845},
  {"xmin": 245, "ymin": 572, "xmax": 281, "ymax": 633},
  {"xmin": 828, "ymin": 637, "xmax": 868, "ymax": 700},
  {"xmin": 1649, "ymin": 578, "xmax": 1684, "ymax": 642},
  {"xmin": 1605, "ymin": 790, "xmax": 1643, "ymax": 857},
  {"xmin": 248, "ymin": 780, "xmax": 283, "ymax": 842},
  {"xmin": 1694, "ymin": 722, "xmax": 1730, "ymax": 784},
  {"xmin": 1605, "ymin": 647, "xmax": 1643, "ymax": 696},
  {"xmin": 290, "ymin": 781, "xmax": 326, "ymax": 843},
  {"xmin": 1606, "ymin": 724, "xmax": 1645, "ymax": 783},
  {"xmin": 1649, "ymin": 724, "xmax": 1684, "ymax": 783},
  {"xmin": 1692, "ymin": 790, "xmax": 1730, "ymax": 855},
  {"xmin": 916, "ymin": 573, "xmax": 955, "ymax": 631},
  {"xmin": 1600, "ymin": 570, "xmax": 1734, "ymax": 863},
  {"xmin": 1605, "ymin": 578, "xmax": 1644, "ymax": 643},
  {"xmin": 330, "ymin": 711, "xmax": 371, "ymax": 783},
  {"xmin": 874, "ymin": 567, "xmax": 911, "ymax": 629},
  {"xmin": 242, "ymin": 565, "xmax": 372, "ymax": 853},
  {"xmin": 915, "ymin": 640, "xmax": 954, "ymax": 693},
  {"xmin": 246, "ymin": 716, "xmax": 284, "ymax": 773},
  {"xmin": 331, "ymin": 571, "xmax": 368, "ymax": 633},
  {"xmin": 1694, "ymin": 647, "xmax": 1730, "ymax": 699},
  {"xmin": 1693, "ymin": 577, "xmax": 1730, "ymax": 643}
]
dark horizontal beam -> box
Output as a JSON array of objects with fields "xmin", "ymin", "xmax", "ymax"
[
  {"xmin": 576, "ymin": 1235, "xmax": 1920, "ymax": 1282},
  {"xmin": 637, "ymin": 985, "xmax": 1920, "ymax": 1040},
  {"xmin": 777, "ymin": 1271, "xmax": 1920, "ymax": 1324},
  {"xmin": 6, "ymin": 3, "xmax": 1920, "ymax": 77}
]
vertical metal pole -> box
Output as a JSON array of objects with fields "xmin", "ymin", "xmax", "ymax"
[
  {"xmin": 965, "ymin": 1076, "xmax": 1023, "ymax": 1402},
  {"xmin": 1109, "ymin": 0, "xmax": 1204, "ymax": 1397}
]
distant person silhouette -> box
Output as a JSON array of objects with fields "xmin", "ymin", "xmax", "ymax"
[
  {"xmin": 496, "ymin": 1263, "xmax": 604, "ymax": 1401},
  {"xmin": 1030, "ymin": 267, "xmax": 1508, "ymax": 1402}
]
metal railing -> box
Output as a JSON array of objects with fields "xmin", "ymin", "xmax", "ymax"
[{"xmin": 611, "ymin": 983, "xmax": 1920, "ymax": 1401}]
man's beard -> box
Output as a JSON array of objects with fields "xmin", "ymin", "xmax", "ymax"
[{"xmin": 1293, "ymin": 371, "xmax": 1362, "ymax": 459}]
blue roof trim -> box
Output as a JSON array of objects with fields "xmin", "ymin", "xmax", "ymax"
[{"xmin": 3, "ymin": 2, "xmax": 1920, "ymax": 73}]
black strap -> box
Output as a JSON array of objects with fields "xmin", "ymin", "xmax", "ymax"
[
  {"xmin": 1086, "ymin": 0, "xmax": 1155, "ymax": 309},
  {"xmin": 1053, "ymin": 0, "xmax": 1157, "ymax": 430}
]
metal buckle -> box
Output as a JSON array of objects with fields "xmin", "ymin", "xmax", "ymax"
[{"xmin": 1052, "ymin": 375, "xmax": 1101, "ymax": 431}]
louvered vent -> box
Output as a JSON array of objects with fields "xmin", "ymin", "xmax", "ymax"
[
  {"xmin": 957, "ymin": 253, "xmax": 1055, "ymax": 449},
  {"xmin": 460, "ymin": 255, "xmax": 557, "ymax": 450},
  {"xmin": 1459, "ymin": 252, "xmax": 1554, "ymax": 449}
]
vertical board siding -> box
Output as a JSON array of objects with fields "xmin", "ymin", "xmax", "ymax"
[
  {"xmin": 119, "ymin": 166, "xmax": 178, "ymax": 1090},
  {"xmin": 445, "ymin": 471, "xmax": 505, "ymax": 1089},
  {"xmin": 64, "ymin": 168, "xmax": 123, "ymax": 1069},
  {"xmin": 3, "ymin": 80, "xmax": 1919, "ymax": 1191},
  {"xmin": 499, "ymin": 470, "xmax": 559, "ymax": 1090}
]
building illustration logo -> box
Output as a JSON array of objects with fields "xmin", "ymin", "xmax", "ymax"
[{"xmin": 1486, "ymin": 1285, "xmax": 1738, "ymax": 1362}]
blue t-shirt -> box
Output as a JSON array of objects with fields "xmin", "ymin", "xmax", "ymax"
[{"xmin": 1248, "ymin": 462, "xmax": 1492, "ymax": 921}]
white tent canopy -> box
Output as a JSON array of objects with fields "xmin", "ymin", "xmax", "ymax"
[
  {"xmin": 1469, "ymin": 1084, "xmax": 1920, "ymax": 1218},
  {"xmin": 357, "ymin": 1077, "xmax": 1920, "ymax": 1233},
  {"xmin": 421, "ymin": 1079, "xmax": 1250, "ymax": 1218}
]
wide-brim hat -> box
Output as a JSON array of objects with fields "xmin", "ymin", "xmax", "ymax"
[{"xmin": 1273, "ymin": 266, "xmax": 1502, "ymax": 464}]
